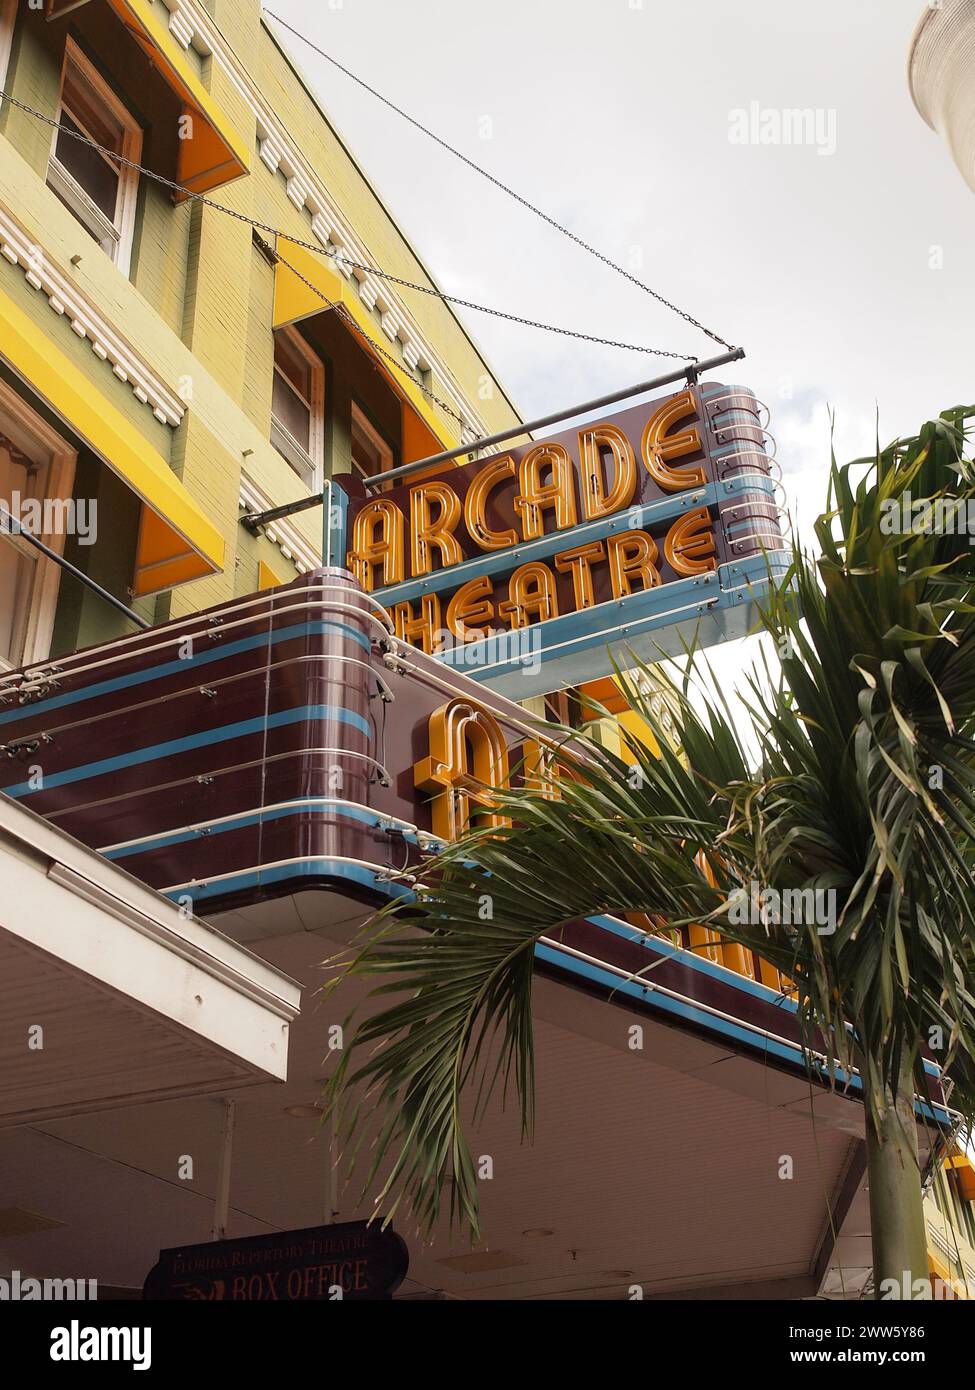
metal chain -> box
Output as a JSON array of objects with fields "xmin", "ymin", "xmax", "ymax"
[
  {"xmin": 0, "ymin": 90, "xmax": 694, "ymax": 364},
  {"xmin": 265, "ymin": 10, "xmax": 738, "ymax": 351}
]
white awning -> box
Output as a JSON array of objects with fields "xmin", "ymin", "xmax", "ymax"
[{"xmin": 0, "ymin": 793, "xmax": 300, "ymax": 1127}]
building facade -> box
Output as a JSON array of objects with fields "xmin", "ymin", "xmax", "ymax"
[{"xmin": 0, "ymin": 0, "xmax": 969, "ymax": 1302}]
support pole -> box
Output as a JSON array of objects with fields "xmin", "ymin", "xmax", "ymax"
[
  {"xmin": 0, "ymin": 506, "xmax": 150, "ymax": 630},
  {"xmin": 368, "ymin": 346, "xmax": 745, "ymax": 489},
  {"xmin": 239, "ymin": 346, "xmax": 745, "ymax": 532},
  {"xmin": 325, "ymin": 1109, "xmax": 340, "ymax": 1225},
  {"xmin": 210, "ymin": 1097, "xmax": 236, "ymax": 1242}
]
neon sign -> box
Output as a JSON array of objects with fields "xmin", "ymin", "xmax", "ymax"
[{"xmin": 338, "ymin": 381, "xmax": 787, "ymax": 695}]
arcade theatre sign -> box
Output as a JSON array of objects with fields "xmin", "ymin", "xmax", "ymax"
[{"xmin": 337, "ymin": 381, "xmax": 786, "ymax": 695}]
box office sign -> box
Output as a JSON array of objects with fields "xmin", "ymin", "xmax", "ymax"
[
  {"xmin": 143, "ymin": 1221, "xmax": 409, "ymax": 1301},
  {"xmin": 337, "ymin": 381, "xmax": 789, "ymax": 697}
]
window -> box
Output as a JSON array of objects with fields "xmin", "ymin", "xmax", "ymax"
[
  {"xmin": 0, "ymin": 383, "xmax": 76, "ymax": 671},
  {"xmin": 350, "ymin": 402, "xmax": 393, "ymax": 482},
  {"xmin": 270, "ymin": 328, "xmax": 325, "ymax": 490},
  {"xmin": 46, "ymin": 40, "xmax": 141, "ymax": 274},
  {"xmin": 543, "ymin": 690, "xmax": 580, "ymax": 728}
]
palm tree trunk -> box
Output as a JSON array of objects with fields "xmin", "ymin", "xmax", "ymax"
[{"xmin": 864, "ymin": 1057, "xmax": 929, "ymax": 1299}]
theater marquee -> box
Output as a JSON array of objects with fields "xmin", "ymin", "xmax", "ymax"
[
  {"xmin": 337, "ymin": 381, "xmax": 788, "ymax": 696},
  {"xmin": 0, "ymin": 572, "xmax": 951, "ymax": 1116}
]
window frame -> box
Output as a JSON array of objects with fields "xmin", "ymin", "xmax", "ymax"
[
  {"xmin": 0, "ymin": 379, "xmax": 77, "ymax": 672},
  {"xmin": 0, "ymin": 0, "xmax": 17, "ymax": 95},
  {"xmin": 350, "ymin": 400, "xmax": 394, "ymax": 483},
  {"xmin": 270, "ymin": 325, "xmax": 326, "ymax": 492},
  {"xmin": 46, "ymin": 37, "xmax": 142, "ymax": 275}
]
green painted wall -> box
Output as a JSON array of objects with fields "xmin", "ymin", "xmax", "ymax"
[
  {"xmin": 240, "ymin": 236, "xmax": 275, "ymax": 435},
  {"xmin": 0, "ymin": 12, "xmax": 60, "ymax": 176},
  {"xmin": 2, "ymin": 5, "xmax": 194, "ymax": 335}
]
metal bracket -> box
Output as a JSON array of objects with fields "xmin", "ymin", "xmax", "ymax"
[{"xmin": 238, "ymin": 347, "xmax": 748, "ymax": 529}]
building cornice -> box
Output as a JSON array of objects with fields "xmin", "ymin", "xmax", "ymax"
[
  {"xmin": 0, "ymin": 200, "xmax": 186, "ymax": 428},
  {"xmin": 0, "ymin": 790, "xmax": 301, "ymax": 1023}
]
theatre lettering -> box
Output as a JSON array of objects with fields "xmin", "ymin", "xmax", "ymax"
[{"xmin": 144, "ymin": 1221, "xmax": 409, "ymax": 1302}]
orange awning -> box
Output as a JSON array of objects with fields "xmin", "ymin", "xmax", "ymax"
[
  {"xmin": 105, "ymin": 0, "xmax": 250, "ymax": 195},
  {"xmin": 273, "ymin": 235, "xmax": 459, "ymax": 464},
  {"xmin": 0, "ymin": 284, "xmax": 224, "ymax": 597}
]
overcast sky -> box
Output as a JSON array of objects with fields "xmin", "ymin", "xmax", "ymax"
[{"xmin": 266, "ymin": 0, "xmax": 973, "ymax": 705}]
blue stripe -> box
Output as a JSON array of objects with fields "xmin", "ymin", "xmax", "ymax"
[
  {"xmin": 3, "ymin": 703, "xmax": 371, "ymax": 798},
  {"xmin": 724, "ymin": 517, "xmax": 778, "ymax": 538},
  {"xmin": 375, "ymin": 473, "xmax": 778, "ymax": 609},
  {"xmin": 323, "ymin": 481, "xmax": 349, "ymax": 569},
  {"xmin": 166, "ymin": 859, "xmax": 414, "ymax": 904},
  {"xmin": 446, "ymin": 558, "xmax": 790, "ymax": 694},
  {"xmin": 102, "ymin": 800, "xmax": 418, "ymax": 860},
  {"xmin": 700, "ymin": 382, "xmax": 757, "ymax": 402},
  {"xmin": 0, "ymin": 620, "xmax": 370, "ymax": 727},
  {"xmin": 373, "ymin": 489, "xmax": 722, "ymax": 606},
  {"xmin": 710, "ymin": 409, "xmax": 763, "ymax": 429},
  {"xmin": 441, "ymin": 568, "xmax": 725, "ymax": 679},
  {"xmin": 719, "ymin": 474, "xmax": 775, "ymax": 498},
  {"xmin": 161, "ymin": 860, "xmax": 951, "ymax": 1120},
  {"xmin": 589, "ymin": 912, "xmax": 796, "ymax": 1009},
  {"xmin": 720, "ymin": 552, "xmax": 792, "ymax": 589},
  {"xmin": 586, "ymin": 913, "xmax": 942, "ymax": 1080},
  {"xmin": 535, "ymin": 941, "xmax": 951, "ymax": 1120},
  {"xmin": 535, "ymin": 939, "xmax": 819, "ymax": 1070}
]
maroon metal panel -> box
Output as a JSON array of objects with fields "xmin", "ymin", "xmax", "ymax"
[{"xmin": 0, "ymin": 569, "xmax": 541, "ymax": 894}]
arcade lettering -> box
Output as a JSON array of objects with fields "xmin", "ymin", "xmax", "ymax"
[
  {"xmin": 346, "ymin": 390, "xmax": 720, "ymax": 653},
  {"xmin": 414, "ymin": 697, "xmax": 562, "ymax": 841}
]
